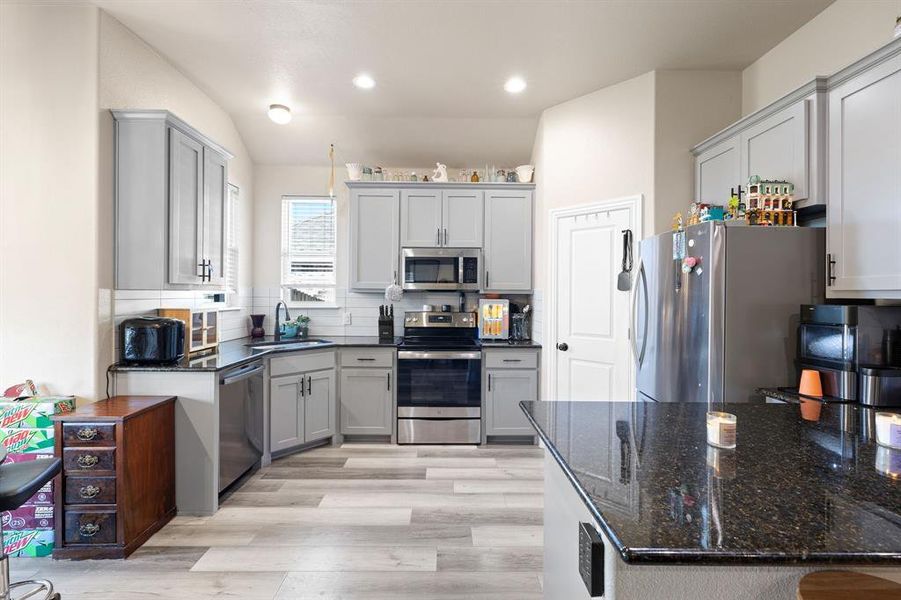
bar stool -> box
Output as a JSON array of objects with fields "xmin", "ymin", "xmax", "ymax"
[
  {"xmin": 0, "ymin": 457, "xmax": 61, "ymax": 600},
  {"xmin": 798, "ymin": 571, "xmax": 901, "ymax": 600}
]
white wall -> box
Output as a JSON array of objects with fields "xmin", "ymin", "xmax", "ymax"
[
  {"xmin": 0, "ymin": 4, "xmax": 101, "ymax": 399},
  {"xmin": 742, "ymin": 0, "xmax": 899, "ymax": 114},
  {"xmin": 99, "ymin": 12, "xmax": 256, "ymax": 345},
  {"xmin": 654, "ymin": 70, "xmax": 742, "ymax": 229}
]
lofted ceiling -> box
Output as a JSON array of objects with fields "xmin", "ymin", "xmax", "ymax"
[{"xmin": 88, "ymin": 0, "xmax": 833, "ymax": 167}]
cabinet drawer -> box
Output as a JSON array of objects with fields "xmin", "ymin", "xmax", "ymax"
[
  {"xmin": 64, "ymin": 476, "xmax": 116, "ymax": 505},
  {"xmin": 270, "ymin": 350, "xmax": 336, "ymax": 377},
  {"xmin": 340, "ymin": 348, "xmax": 394, "ymax": 368},
  {"xmin": 62, "ymin": 423, "xmax": 115, "ymax": 446},
  {"xmin": 64, "ymin": 510, "xmax": 117, "ymax": 545},
  {"xmin": 63, "ymin": 448, "xmax": 115, "ymax": 473},
  {"xmin": 483, "ymin": 350, "xmax": 538, "ymax": 369}
]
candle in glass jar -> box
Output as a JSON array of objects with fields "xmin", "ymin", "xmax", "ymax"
[
  {"xmin": 706, "ymin": 411, "xmax": 737, "ymax": 449},
  {"xmin": 875, "ymin": 412, "xmax": 901, "ymax": 450}
]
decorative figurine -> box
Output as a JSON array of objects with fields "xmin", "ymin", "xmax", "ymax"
[
  {"xmin": 687, "ymin": 202, "xmax": 701, "ymax": 226},
  {"xmin": 745, "ymin": 176, "xmax": 795, "ymax": 226},
  {"xmin": 672, "ymin": 212, "xmax": 684, "ymax": 232},
  {"xmin": 699, "ymin": 205, "xmax": 724, "ymax": 222},
  {"xmin": 432, "ymin": 163, "xmax": 448, "ymax": 182}
]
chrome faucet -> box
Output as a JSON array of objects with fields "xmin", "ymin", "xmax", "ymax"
[{"xmin": 274, "ymin": 301, "xmax": 291, "ymax": 341}]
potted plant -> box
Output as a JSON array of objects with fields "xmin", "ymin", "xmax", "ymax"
[{"xmin": 292, "ymin": 315, "xmax": 311, "ymax": 338}]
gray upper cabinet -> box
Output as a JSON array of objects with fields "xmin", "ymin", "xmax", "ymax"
[
  {"xmin": 739, "ymin": 100, "xmax": 809, "ymax": 200},
  {"xmin": 400, "ymin": 189, "xmax": 483, "ymax": 248},
  {"xmin": 694, "ymin": 136, "xmax": 740, "ymax": 205},
  {"xmin": 827, "ymin": 49, "xmax": 901, "ymax": 299},
  {"xmin": 349, "ymin": 188, "xmax": 400, "ymax": 290},
  {"xmin": 485, "ymin": 368, "xmax": 537, "ymax": 436},
  {"xmin": 340, "ymin": 368, "xmax": 392, "ymax": 436},
  {"xmin": 203, "ymin": 148, "xmax": 228, "ymax": 287},
  {"xmin": 442, "ymin": 190, "xmax": 483, "ymax": 247},
  {"xmin": 304, "ymin": 368, "xmax": 336, "ymax": 442},
  {"xmin": 400, "ymin": 189, "xmax": 443, "ymax": 247},
  {"xmin": 484, "ymin": 190, "xmax": 532, "ymax": 291},
  {"xmin": 168, "ymin": 128, "xmax": 204, "ymax": 285},
  {"xmin": 113, "ymin": 110, "xmax": 233, "ymax": 290}
]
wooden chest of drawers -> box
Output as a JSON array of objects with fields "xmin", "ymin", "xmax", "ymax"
[{"xmin": 52, "ymin": 395, "xmax": 176, "ymax": 559}]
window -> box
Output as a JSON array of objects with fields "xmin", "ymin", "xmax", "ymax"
[
  {"xmin": 281, "ymin": 196, "xmax": 337, "ymax": 306},
  {"xmin": 225, "ymin": 184, "xmax": 240, "ymax": 302}
]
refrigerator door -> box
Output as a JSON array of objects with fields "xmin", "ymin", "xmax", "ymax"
[{"xmin": 636, "ymin": 222, "xmax": 719, "ymax": 403}]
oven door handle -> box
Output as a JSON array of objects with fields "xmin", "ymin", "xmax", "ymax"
[{"xmin": 398, "ymin": 351, "xmax": 481, "ymax": 360}]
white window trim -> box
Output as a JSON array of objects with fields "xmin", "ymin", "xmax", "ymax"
[
  {"xmin": 225, "ymin": 183, "xmax": 241, "ymax": 307},
  {"xmin": 280, "ymin": 194, "xmax": 338, "ymax": 308}
]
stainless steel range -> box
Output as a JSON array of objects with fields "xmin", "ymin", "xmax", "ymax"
[{"xmin": 397, "ymin": 311, "xmax": 481, "ymax": 444}]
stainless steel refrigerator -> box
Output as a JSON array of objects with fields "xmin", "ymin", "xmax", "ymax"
[{"xmin": 633, "ymin": 221, "xmax": 825, "ymax": 406}]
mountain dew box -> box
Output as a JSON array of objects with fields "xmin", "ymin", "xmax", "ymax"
[
  {"xmin": 2, "ymin": 454, "xmax": 53, "ymax": 505},
  {"xmin": 0, "ymin": 396, "xmax": 74, "ymax": 429},
  {"xmin": 3, "ymin": 529, "xmax": 53, "ymax": 557},
  {"xmin": 0, "ymin": 429, "xmax": 54, "ymax": 454}
]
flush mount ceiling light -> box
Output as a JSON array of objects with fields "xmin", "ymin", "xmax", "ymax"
[
  {"xmin": 352, "ymin": 74, "xmax": 376, "ymax": 90},
  {"xmin": 504, "ymin": 76, "xmax": 527, "ymax": 94},
  {"xmin": 267, "ymin": 104, "xmax": 292, "ymax": 124}
]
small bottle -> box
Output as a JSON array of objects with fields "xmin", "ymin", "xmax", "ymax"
[{"xmin": 470, "ymin": 170, "xmax": 479, "ymax": 183}]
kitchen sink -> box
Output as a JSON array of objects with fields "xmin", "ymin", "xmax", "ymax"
[{"xmin": 246, "ymin": 338, "xmax": 332, "ymax": 351}]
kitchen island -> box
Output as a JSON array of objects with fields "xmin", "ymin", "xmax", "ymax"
[{"xmin": 521, "ymin": 400, "xmax": 901, "ymax": 599}]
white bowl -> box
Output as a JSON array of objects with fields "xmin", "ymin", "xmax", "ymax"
[
  {"xmin": 515, "ymin": 165, "xmax": 535, "ymax": 183},
  {"xmin": 346, "ymin": 163, "xmax": 362, "ymax": 181}
]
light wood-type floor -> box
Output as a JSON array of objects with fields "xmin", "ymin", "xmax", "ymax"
[{"xmin": 10, "ymin": 443, "xmax": 545, "ymax": 599}]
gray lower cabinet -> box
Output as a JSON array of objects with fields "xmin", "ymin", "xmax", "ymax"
[
  {"xmin": 305, "ymin": 369, "xmax": 337, "ymax": 442},
  {"xmin": 485, "ymin": 369, "xmax": 538, "ymax": 436},
  {"xmin": 113, "ymin": 110, "xmax": 232, "ymax": 290},
  {"xmin": 349, "ymin": 188, "xmax": 400, "ymax": 290},
  {"xmin": 340, "ymin": 368, "xmax": 392, "ymax": 436},
  {"xmin": 484, "ymin": 190, "xmax": 532, "ymax": 292},
  {"xmin": 270, "ymin": 374, "xmax": 303, "ymax": 452}
]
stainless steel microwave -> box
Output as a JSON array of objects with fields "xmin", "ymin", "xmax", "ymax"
[{"xmin": 401, "ymin": 248, "xmax": 480, "ymax": 291}]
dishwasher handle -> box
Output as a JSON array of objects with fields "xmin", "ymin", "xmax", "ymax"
[{"xmin": 220, "ymin": 363, "xmax": 264, "ymax": 386}]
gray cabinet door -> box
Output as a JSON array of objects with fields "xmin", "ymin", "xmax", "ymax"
[
  {"xmin": 203, "ymin": 147, "xmax": 228, "ymax": 287},
  {"xmin": 340, "ymin": 368, "xmax": 392, "ymax": 435},
  {"xmin": 484, "ymin": 190, "xmax": 532, "ymax": 291},
  {"xmin": 304, "ymin": 368, "xmax": 336, "ymax": 442},
  {"xmin": 739, "ymin": 100, "xmax": 808, "ymax": 200},
  {"xmin": 350, "ymin": 189, "xmax": 400, "ymax": 290},
  {"xmin": 400, "ymin": 189, "xmax": 442, "ymax": 247},
  {"xmin": 270, "ymin": 374, "xmax": 303, "ymax": 452},
  {"xmin": 443, "ymin": 190, "xmax": 483, "ymax": 247},
  {"xmin": 485, "ymin": 369, "xmax": 537, "ymax": 436},
  {"xmin": 695, "ymin": 136, "xmax": 740, "ymax": 205},
  {"xmin": 168, "ymin": 127, "xmax": 204, "ymax": 285},
  {"xmin": 827, "ymin": 53, "xmax": 901, "ymax": 297}
]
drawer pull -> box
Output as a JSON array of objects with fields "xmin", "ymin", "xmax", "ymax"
[
  {"xmin": 503, "ymin": 359, "xmax": 522, "ymax": 363},
  {"xmin": 76, "ymin": 455, "xmax": 99, "ymax": 469},
  {"xmin": 79, "ymin": 523, "xmax": 101, "ymax": 537},
  {"xmin": 356, "ymin": 358, "xmax": 376, "ymax": 361},
  {"xmin": 79, "ymin": 485, "xmax": 101, "ymax": 499},
  {"xmin": 76, "ymin": 427, "xmax": 98, "ymax": 441}
]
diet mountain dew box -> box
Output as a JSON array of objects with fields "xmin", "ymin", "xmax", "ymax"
[
  {"xmin": 2, "ymin": 505, "xmax": 53, "ymax": 531},
  {"xmin": 0, "ymin": 396, "xmax": 74, "ymax": 429}
]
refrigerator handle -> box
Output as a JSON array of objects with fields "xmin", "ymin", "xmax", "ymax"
[{"xmin": 630, "ymin": 258, "xmax": 649, "ymax": 368}]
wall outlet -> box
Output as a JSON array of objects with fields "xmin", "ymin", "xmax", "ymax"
[{"xmin": 343, "ymin": 312, "xmax": 352, "ymax": 325}]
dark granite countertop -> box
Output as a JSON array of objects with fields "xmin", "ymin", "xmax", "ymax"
[
  {"xmin": 757, "ymin": 387, "xmax": 855, "ymax": 405},
  {"xmin": 521, "ymin": 400, "xmax": 901, "ymax": 565},
  {"xmin": 110, "ymin": 336, "xmax": 401, "ymax": 373},
  {"xmin": 479, "ymin": 340, "xmax": 542, "ymax": 349}
]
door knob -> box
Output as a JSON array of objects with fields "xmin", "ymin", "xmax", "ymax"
[{"xmin": 556, "ymin": 343, "xmax": 569, "ymax": 352}]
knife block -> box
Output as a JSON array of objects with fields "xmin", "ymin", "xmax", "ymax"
[{"xmin": 378, "ymin": 314, "xmax": 395, "ymax": 341}]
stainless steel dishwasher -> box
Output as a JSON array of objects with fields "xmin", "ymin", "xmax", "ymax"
[{"xmin": 218, "ymin": 360, "xmax": 264, "ymax": 493}]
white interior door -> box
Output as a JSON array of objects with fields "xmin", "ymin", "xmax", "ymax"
[{"xmin": 554, "ymin": 206, "xmax": 634, "ymax": 402}]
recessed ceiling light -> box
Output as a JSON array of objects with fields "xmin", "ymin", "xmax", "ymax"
[
  {"xmin": 267, "ymin": 104, "xmax": 291, "ymax": 124},
  {"xmin": 504, "ymin": 76, "xmax": 527, "ymax": 94},
  {"xmin": 353, "ymin": 74, "xmax": 376, "ymax": 90}
]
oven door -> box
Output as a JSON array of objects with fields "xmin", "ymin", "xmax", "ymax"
[
  {"xmin": 402, "ymin": 248, "xmax": 480, "ymax": 291},
  {"xmin": 397, "ymin": 350, "xmax": 481, "ymax": 415}
]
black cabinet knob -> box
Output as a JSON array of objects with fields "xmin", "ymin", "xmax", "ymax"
[{"xmin": 557, "ymin": 342, "xmax": 569, "ymax": 352}]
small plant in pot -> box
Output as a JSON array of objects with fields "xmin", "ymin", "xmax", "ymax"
[{"xmin": 291, "ymin": 314, "xmax": 311, "ymax": 338}]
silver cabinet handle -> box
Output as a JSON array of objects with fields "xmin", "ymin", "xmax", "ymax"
[
  {"xmin": 76, "ymin": 427, "xmax": 98, "ymax": 441},
  {"xmin": 79, "ymin": 523, "xmax": 100, "ymax": 537},
  {"xmin": 80, "ymin": 485, "xmax": 101, "ymax": 499},
  {"xmin": 298, "ymin": 380, "xmax": 304, "ymax": 398},
  {"xmin": 76, "ymin": 455, "xmax": 99, "ymax": 469},
  {"xmin": 488, "ymin": 374, "xmax": 492, "ymax": 391}
]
